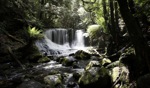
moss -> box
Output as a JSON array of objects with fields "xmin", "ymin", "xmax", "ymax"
[
  {"xmin": 60, "ymin": 56, "xmax": 76, "ymax": 66},
  {"xmin": 78, "ymin": 67, "xmax": 111, "ymax": 88},
  {"xmin": 44, "ymin": 74, "xmax": 62, "ymax": 88},
  {"xmin": 38, "ymin": 57, "xmax": 50, "ymax": 63},
  {"xmin": 78, "ymin": 71, "xmax": 93, "ymax": 85},
  {"xmin": 27, "ymin": 53, "xmax": 42, "ymax": 62}
]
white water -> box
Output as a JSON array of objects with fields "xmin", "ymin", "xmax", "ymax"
[
  {"xmin": 71, "ymin": 30, "xmax": 85, "ymax": 49},
  {"xmin": 36, "ymin": 28, "xmax": 85, "ymax": 56}
]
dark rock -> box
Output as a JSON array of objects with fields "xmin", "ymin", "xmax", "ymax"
[
  {"xmin": 137, "ymin": 74, "xmax": 150, "ymax": 88},
  {"xmin": 73, "ymin": 69, "xmax": 84, "ymax": 81},
  {"xmin": 59, "ymin": 56, "xmax": 77, "ymax": 66},
  {"xmin": 27, "ymin": 53, "xmax": 43, "ymax": 63},
  {"xmin": 69, "ymin": 53, "xmax": 75, "ymax": 56},
  {"xmin": 90, "ymin": 56, "xmax": 100, "ymax": 60},
  {"xmin": 17, "ymin": 80, "xmax": 43, "ymax": 88},
  {"xmin": 67, "ymin": 82, "xmax": 79, "ymax": 88},
  {"xmin": 75, "ymin": 50, "xmax": 91, "ymax": 60}
]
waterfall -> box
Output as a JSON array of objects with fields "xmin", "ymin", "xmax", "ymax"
[
  {"xmin": 71, "ymin": 30, "xmax": 84, "ymax": 49},
  {"xmin": 36, "ymin": 28, "xmax": 85, "ymax": 56}
]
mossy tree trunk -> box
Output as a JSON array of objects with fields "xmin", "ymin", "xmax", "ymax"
[{"xmin": 117, "ymin": 0, "xmax": 150, "ymax": 75}]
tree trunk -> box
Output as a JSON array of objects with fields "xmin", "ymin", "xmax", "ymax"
[
  {"xmin": 114, "ymin": 1, "xmax": 120, "ymax": 33},
  {"xmin": 117, "ymin": 0, "xmax": 150, "ymax": 74},
  {"xmin": 102, "ymin": 0, "xmax": 108, "ymax": 29},
  {"xmin": 109, "ymin": 0, "xmax": 116, "ymax": 39}
]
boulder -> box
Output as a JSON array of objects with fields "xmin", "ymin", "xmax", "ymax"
[
  {"xmin": 78, "ymin": 67, "xmax": 111, "ymax": 88},
  {"xmin": 59, "ymin": 56, "xmax": 77, "ymax": 66},
  {"xmin": 37, "ymin": 57, "xmax": 50, "ymax": 63},
  {"xmin": 44, "ymin": 74, "xmax": 62, "ymax": 88},
  {"xmin": 75, "ymin": 50, "xmax": 91, "ymax": 60},
  {"xmin": 85, "ymin": 60, "xmax": 101, "ymax": 70},
  {"xmin": 67, "ymin": 82, "xmax": 79, "ymax": 88}
]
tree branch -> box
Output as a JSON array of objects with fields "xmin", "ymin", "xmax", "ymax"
[{"xmin": 1, "ymin": 29, "xmax": 25, "ymax": 45}]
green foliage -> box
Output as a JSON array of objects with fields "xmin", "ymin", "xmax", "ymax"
[
  {"xmin": 134, "ymin": 0, "xmax": 150, "ymax": 17},
  {"xmin": 87, "ymin": 24, "xmax": 101, "ymax": 39},
  {"xmin": 80, "ymin": 0, "xmax": 109, "ymax": 32},
  {"xmin": 28, "ymin": 26, "xmax": 43, "ymax": 40}
]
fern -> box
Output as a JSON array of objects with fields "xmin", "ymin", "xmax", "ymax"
[{"xmin": 28, "ymin": 26, "xmax": 43, "ymax": 40}]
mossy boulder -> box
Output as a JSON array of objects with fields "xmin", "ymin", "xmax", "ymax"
[
  {"xmin": 75, "ymin": 50, "xmax": 91, "ymax": 60},
  {"xmin": 111, "ymin": 66, "xmax": 129, "ymax": 82},
  {"xmin": 59, "ymin": 56, "xmax": 77, "ymax": 66},
  {"xmin": 44, "ymin": 74, "xmax": 62, "ymax": 88},
  {"xmin": 27, "ymin": 53, "xmax": 42, "ymax": 62},
  {"xmin": 78, "ymin": 67, "xmax": 111, "ymax": 88},
  {"xmin": 21, "ymin": 44, "xmax": 43, "ymax": 62},
  {"xmin": 37, "ymin": 57, "xmax": 50, "ymax": 63},
  {"xmin": 85, "ymin": 60, "xmax": 101, "ymax": 70}
]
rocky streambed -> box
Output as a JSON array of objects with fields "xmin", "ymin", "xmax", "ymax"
[{"xmin": 0, "ymin": 50, "xmax": 132, "ymax": 88}]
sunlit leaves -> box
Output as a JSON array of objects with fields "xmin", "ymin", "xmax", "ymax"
[
  {"xmin": 87, "ymin": 24, "xmax": 101, "ymax": 39},
  {"xmin": 28, "ymin": 26, "xmax": 43, "ymax": 39}
]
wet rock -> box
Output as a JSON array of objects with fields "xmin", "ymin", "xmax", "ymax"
[
  {"xmin": 27, "ymin": 53, "xmax": 43, "ymax": 63},
  {"xmin": 137, "ymin": 74, "xmax": 150, "ymax": 88},
  {"xmin": 74, "ymin": 60, "xmax": 90, "ymax": 68},
  {"xmin": 17, "ymin": 80, "xmax": 43, "ymax": 88},
  {"xmin": 63, "ymin": 73, "xmax": 74, "ymax": 83},
  {"xmin": 62, "ymin": 73, "xmax": 79, "ymax": 88},
  {"xmin": 0, "ymin": 80, "xmax": 15, "ymax": 88},
  {"xmin": 75, "ymin": 50, "xmax": 91, "ymax": 60},
  {"xmin": 69, "ymin": 53, "xmax": 75, "ymax": 56},
  {"xmin": 37, "ymin": 57, "xmax": 50, "ymax": 63},
  {"xmin": 111, "ymin": 66, "xmax": 129, "ymax": 83},
  {"xmin": 0, "ymin": 63, "xmax": 13, "ymax": 70},
  {"xmin": 67, "ymin": 82, "xmax": 79, "ymax": 88},
  {"xmin": 90, "ymin": 56, "xmax": 100, "ymax": 60},
  {"xmin": 59, "ymin": 56, "xmax": 77, "ymax": 66},
  {"xmin": 85, "ymin": 60, "xmax": 101, "ymax": 70},
  {"xmin": 73, "ymin": 69, "xmax": 85, "ymax": 81},
  {"xmin": 44, "ymin": 74, "xmax": 62, "ymax": 88},
  {"xmin": 0, "ymin": 56, "xmax": 12, "ymax": 63},
  {"xmin": 78, "ymin": 67, "xmax": 111, "ymax": 88}
]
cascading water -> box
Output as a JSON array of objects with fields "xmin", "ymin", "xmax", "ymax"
[
  {"xmin": 71, "ymin": 30, "xmax": 85, "ymax": 49},
  {"xmin": 36, "ymin": 28, "xmax": 85, "ymax": 56}
]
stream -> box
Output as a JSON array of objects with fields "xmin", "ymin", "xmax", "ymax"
[{"xmin": 0, "ymin": 28, "xmax": 112, "ymax": 88}]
